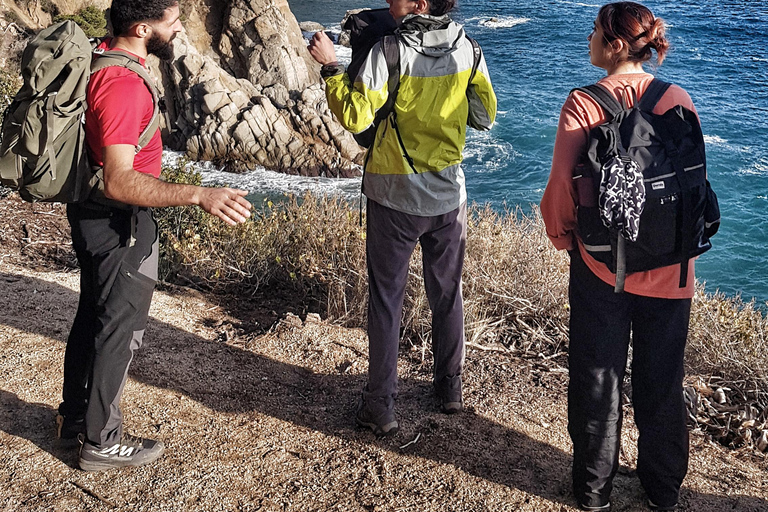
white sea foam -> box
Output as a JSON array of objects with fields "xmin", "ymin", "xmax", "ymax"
[
  {"xmin": 162, "ymin": 152, "xmax": 362, "ymax": 201},
  {"xmin": 559, "ymin": 1, "xmax": 601, "ymax": 7},
  {"xmin": 463, "ymin": 132, "xmax": 520, "ymax": 173},
  {"xmin": 703, "ymin": 135, "xmax": 728, "ymax": 146},
  {"xmin": 466, "ymin": 16, "xmax": 531, "ymax": 29},
  {"xmin": 335, "ymin": 45, "xmax": 352, "ymax": 67},
  {"xmin": 738, "ymin": 158, "xmax": 768, "ymax": 176}
]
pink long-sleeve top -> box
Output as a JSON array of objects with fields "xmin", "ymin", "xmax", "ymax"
[{"xmin": 540, "ymin": 72, "xmax": 698, "ymax": 299}]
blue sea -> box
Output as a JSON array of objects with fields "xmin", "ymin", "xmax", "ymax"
[{"xmin": 196, "ymin": 0, "xmax": 768, "ymax": 303}]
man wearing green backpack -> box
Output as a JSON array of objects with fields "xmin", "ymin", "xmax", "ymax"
[{"xmin": 53, "ymin": 0, "xmax": 252, "ymax": 471}]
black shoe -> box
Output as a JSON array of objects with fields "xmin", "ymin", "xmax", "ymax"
[
  {"xmin": 78, "ymin": 433, "xmax": 164, "ymax": 471},
  {"xmin": 648, "ymin": 499, "xmax": 678, "ymax": 511},
  {"xmin": 56, "ymin": 414, "xmax": 85, "ymax": 440},
  {"xmin": 355, "ymin": 396, "xmax": 398, "ymax": 437},
  {"xmin": 435, "ymin": 375, "xmax": 463, "ymax": 414}
]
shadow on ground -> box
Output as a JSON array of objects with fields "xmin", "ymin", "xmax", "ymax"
[{"xmin": 0, "ymin": 271, "xmax": 766, "ymax": 511}]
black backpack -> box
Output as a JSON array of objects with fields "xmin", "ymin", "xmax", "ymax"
[
  {"xmin": 343, "ymin": 9, "xmax": 481, "ymax": 150},
  {"xmin": 343, "ymin": 8, "xmax": 399, "ymax": 149},
  {"xmin": 573, "ymin": 79, "xmax": 720, "ymax": 292}
]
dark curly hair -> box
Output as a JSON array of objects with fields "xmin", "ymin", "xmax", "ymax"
[
  {"xmin": 110, "ymin": 0, "xmax": 179, "ymax": 37},
  {"xmin": 427, "ymin": 0, "xmax": 457, "ymax": 16}
]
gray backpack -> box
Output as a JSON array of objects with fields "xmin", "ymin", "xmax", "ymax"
[{"xmin": 0, "ymin": 20, "xmax": 160, "ymax": 204}]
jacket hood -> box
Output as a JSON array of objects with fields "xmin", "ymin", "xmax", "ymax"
[{"xmin": 397, "ymin": 14, "xmax": 465, "ymax": 57}]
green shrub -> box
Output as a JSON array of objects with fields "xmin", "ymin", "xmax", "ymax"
[{"xmin": 54, "ymin": 6, "xmax": 107, "ymax": 38}]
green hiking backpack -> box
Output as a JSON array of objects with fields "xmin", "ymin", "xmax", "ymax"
[{"xmin": 0, "ymin": 20, "xmax": 160, "ymax": 204}]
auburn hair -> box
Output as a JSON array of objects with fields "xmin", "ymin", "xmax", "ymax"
[{"xmin": 596, "ymin": 2, "xmax": 669, "ymax": 65}]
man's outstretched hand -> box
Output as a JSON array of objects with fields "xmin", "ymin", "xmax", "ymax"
[{"xmin": 197, "ymin": 187, "xmax": 252, "ymax": 226}]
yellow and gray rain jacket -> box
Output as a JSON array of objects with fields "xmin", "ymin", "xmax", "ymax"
[{"xmin": 323, "ymin": 14, "xmax": 497, "ymax": 216}]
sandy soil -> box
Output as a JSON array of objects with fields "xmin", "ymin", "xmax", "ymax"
[{"xmin": 0, "ymin": 195, "xmax": 766, "ymax": 512}]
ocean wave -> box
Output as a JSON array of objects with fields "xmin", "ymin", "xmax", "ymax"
[
  {"xmin": 162, "ymin": 152, "xmax": 362, "ymax": 201},
  {"xmin": 703, "ymin": 135, "xmax": 728, "ymax": 146},
  {"xmin": 462, "ymin": 133, "xmax": 520, "ymax": 173},
  {"xmin": 335, "ymin": 45, "xmax": 352, "ymax": 67},
  {"xmin": 466, "ymin": 16, "xmax": 531, "ymax": 29},
  {"xmin": 558, "ymin": 0, "xmax": 601, "ymax": 7},
  {"xmin": 738, "ymin": 158, "xmax": 768, "ymax": 176}
]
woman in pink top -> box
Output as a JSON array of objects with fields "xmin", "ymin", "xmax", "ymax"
[{"xmin": 541, "ymin": 3, "xmax": 698, "ymax": 511}]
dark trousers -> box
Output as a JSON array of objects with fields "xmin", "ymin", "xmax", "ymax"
[
  {"xmin": 568, "ymin": 250, "xmax": 690, "ymax": 509},
  {"xmin": 365, "ymin": 199, "xmax": 467, "ymax": 400},
  {"xmin": 61, "ymin": 203, "xmax": 158, "ymax": 447}
]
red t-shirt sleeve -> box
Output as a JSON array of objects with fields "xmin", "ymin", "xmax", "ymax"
[{"xmin": 88, "ymin": 69, "xmax": 152, "ymax": 147}]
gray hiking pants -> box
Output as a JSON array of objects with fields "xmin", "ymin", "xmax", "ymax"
[
  {"xmin": 62, "ymin": 203, "xmax": 158, "ymax": 447},
  {"xmin": 365, "ymin": 199, "xmax": 467, "ymax": 400}
]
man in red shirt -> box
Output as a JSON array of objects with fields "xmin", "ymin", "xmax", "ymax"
[{"xmin": 57, "ymin": 0, "xmax": 253, "ymax": 471}]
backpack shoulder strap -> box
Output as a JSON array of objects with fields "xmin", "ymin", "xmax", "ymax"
[
  {"xmin": 369, "ymin": 34, "xmax": 401, "ymax": 124},
  {"xmin": 382, "ymin": 34, "xmax": 401, "ymax": 103},
  {"xmin": 571, "ymin": 84, "xmax": 623, "ymax": 119},
  {"xmin": 90, "ymin": 49, "xmax": 161, "ymax": 151},
  {"xmin": 466, "ymin": 35, "xmax": 482, "ymax": 85},
  {"xmin": 638, "ymin": 78, "xmax": 672, "ymax": 112}
]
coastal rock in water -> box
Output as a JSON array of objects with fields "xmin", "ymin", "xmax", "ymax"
[
  {"xmin": 152, "ymin": 0, "xmax": 364, "ymax": 177},
  {"xmin": 155, "ymin": 32, "xmax": 361, "ymax": 177},
  {"xmin": 299, "ymin": 21, "xmax": 325, "ymax": 33}
]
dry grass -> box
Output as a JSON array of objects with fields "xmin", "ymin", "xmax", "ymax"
[
  {"xmin": 155, "ymin": 161, "xmax": 768, "ymax": 394},
  {"xmin": 688, "ymin": 289, "xmax": 768, "ymax": 391}
]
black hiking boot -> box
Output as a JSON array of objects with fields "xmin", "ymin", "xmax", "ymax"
[
  {"xmin": 78, "ymin": 433, "xmax": 164, "ymax": 471},
  {"xmin": 355, "ymin": 395, "xmax": 398, "ymax": 437},
  {"xmin": 435, "ymin": 375, "xmax": 463, "ymax": 414},
  {"xmin": 56, "ymin": 414, "xmax": 85, "ymax": 440},
  {"xmin": 648, "ymin": 499, "xmax": 678, "ymax": 511}
]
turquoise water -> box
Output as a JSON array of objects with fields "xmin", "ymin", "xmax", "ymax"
[{"xmin": 286, "ymin": 0, "xmax": 768, "ymax": 302}]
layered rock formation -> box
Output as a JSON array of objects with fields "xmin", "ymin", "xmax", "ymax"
[{"xmin": 3, "ymin": 0, "xmax": 364, "ymax": 177}]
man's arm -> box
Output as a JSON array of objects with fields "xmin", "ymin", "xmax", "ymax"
[
  {"xmin": 309, "ymin": 32, "xmax": 389, "ymax": 134},
  {"xmin": 103, "ymin": 144, "xmax": 252, "ymax": 226},
  {"xmin": 467, "ymin": 49, "xmax": 497, "ymax": 131}
]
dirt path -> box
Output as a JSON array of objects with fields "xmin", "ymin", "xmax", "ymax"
[
  {"xmin": 0, "ymin": 261, "xmax": 767, "ymax": 512},
  {"xmin": 0, "ymin": 195, "xmax": 766, "ymax": 511}
]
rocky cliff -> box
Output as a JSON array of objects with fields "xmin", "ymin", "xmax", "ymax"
[{"xmin": 1, "ymin": 0, "xmax": 364, "ymax": 177}]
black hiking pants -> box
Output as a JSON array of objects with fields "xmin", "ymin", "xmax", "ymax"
[
  {"xmin": 365, "ymin": 199, "xmax": 467, "ymax": 403},
  {"xmin": 568, "ymin": 250, "xmax": 690, "ymax": 509},
  {"xmin": 60, "ymin": 203, "xmax": 157, "ymax": 447}
]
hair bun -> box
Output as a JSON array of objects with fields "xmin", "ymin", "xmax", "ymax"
[{"xmin": 647, "ymin": 18, "xmax": 667, "ymax": 47}]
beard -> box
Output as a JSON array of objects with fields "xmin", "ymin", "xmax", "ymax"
[{"xmin": 147, "ymin": 32, "xmax": 176, "ymax": 62}]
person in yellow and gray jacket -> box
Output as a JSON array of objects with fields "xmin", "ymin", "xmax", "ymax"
[{"xmin": 309, "ymin": 0, "xmax": 496, "ymax": 436}]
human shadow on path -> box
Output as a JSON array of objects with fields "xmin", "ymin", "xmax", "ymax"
[{"xmin": 0, "ymin": 272, "xmax": 766, "ymax": 511}]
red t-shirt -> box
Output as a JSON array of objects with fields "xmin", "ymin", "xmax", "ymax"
[{"xmin": 85, "ymin": 40, "xmax": 162, "ymax": 178}]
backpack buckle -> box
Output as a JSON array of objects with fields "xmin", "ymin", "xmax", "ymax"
[{"xmin": 93, "ymin": 48, "xmax": 105, "ymax": 55}]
